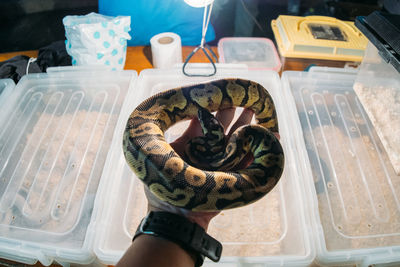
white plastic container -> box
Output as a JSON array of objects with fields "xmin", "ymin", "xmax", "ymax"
[
  {"xmin": 353, "ymin": 42, "xmax": 400, "ymax": 177},
  {"xmin": 93, "ymin": 66, "xmax": 315, "ymax": 266},
  {"xmin": 218, "ymin": 38, "xmax": 282, "ymax": 72},
  {"xmin": 282, "ymin": 67, "xmax": 400, "ymax": 266},
  {"xmin": 0, "ymin": 68, "xmax": 137, "ymax": 265},
  {"xmin": 355, "ymin": 41, "xmax": 400, "ymax": 86},
  {"xmin": 353, "ymin": 12, "xmax": 400, "ymax": 178}
]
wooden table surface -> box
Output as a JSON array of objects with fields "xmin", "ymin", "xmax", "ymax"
[
  {"xmin": 0, "ymin": 45, "xmax": 358, "ymax": 74},
  {"xmin": 0, "ymin": 46, "xmax": 219, "ymax": 73}
]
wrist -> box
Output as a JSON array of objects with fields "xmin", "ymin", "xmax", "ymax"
[
  {"xmin": 118, "ymin": 234, "xmax": 196, "ymax": 267},
  {"xmin": 137, "ymin": 234, "xmax": 200, "ymax": 266},
  {"xmin": 134, "ymin": 211, "xmax": 222, "ymax": 266}
]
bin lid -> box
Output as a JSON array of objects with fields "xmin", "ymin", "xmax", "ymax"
[
  {"xmin": 0, "ymin": 68, "xmax": 137, "ymax": 265},
  {"xmin": 271, "ymin": 15, "xmax": 368, "ymax": 62},
  {"xmin": 283, "ymin": 67, "xmax": 400, "ymax": 266},
  {"xmin": 217, "ymin": 37, "xmax": 282, "ymax": 71},
  {"xmin": 355, "ymin": 11, "xmax": 400, "ymax": 73}
]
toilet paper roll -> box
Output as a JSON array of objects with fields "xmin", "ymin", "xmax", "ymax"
[{"xmin": 150, "ymin": 32, "xmax": 182, "ymax": 69}]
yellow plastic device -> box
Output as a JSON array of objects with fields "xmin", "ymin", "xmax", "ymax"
[{"xmin": 271, "ymin": 15, "xmax": 368, "ymax": 61}]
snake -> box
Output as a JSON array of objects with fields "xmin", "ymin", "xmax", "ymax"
[{"xmin": 123, "ymin": 78, "xmax": 284, "ymax": 211}]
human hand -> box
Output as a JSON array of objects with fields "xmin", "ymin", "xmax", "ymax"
[{"xmin": 145, "ymin": 107, "xmax": 255, "ymax": 230}]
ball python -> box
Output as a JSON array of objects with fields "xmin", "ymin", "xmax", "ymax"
[{"xmin": 123, "ymin": 78, "xmax": 284, "ymax": 211}]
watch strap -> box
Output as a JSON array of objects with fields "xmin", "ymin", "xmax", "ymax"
[{"xmin": 133, "ymin": 211, "xmax": 222, "ymax": 264}]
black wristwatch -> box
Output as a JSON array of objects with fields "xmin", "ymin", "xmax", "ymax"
[{"xmin": 133, "ymin": 211, "xmax": 222, "ymax": 267}]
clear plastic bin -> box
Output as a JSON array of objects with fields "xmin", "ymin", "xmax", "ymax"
[
  {"xmin": 93, "ymin": 66, "xmax": 315, "ymax": 266},
  {"xmin": 282, "ymin": 68, "xmax": 400, "ymax": 266},
  {"xmin": 353, "ymin": 42, "xmax": 400, "ymax": 176},
  {"xmin": 218, "ymin": 38, "xmax": 282, "ymax": 72},
  {"xmin": 0, "ymin": 68, "xmax": 137, "ymax": 265}
]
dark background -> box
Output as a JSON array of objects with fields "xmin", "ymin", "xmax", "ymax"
[{"xmin": 0, "ymin": 0, "xmax": 395, "ymax": 53}]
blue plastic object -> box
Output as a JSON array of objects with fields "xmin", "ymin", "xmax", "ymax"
[{"xmin": 99, "ymin": 0, "xmax": 216, "ymax": 46}]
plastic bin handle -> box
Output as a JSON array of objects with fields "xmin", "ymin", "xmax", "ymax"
[
  {"xmin": 0, "ymin": 79, "xmax": 15, "ymax": 108},
  {"xmin": 46, "ymin": 66, "xmax": 110, "ymax": 75},
  {"xmin": 296, "ymin": 16, "xmax": 362, "ymax": 36}
]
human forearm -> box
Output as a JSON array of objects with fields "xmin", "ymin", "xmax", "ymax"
[{"xmin": 116, "ymin": 234, "xmax": 196, "ymax": 267}]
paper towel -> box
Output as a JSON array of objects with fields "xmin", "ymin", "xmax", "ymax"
[{"xmin": 150, "ymin": 32, "xmax": 182, "ymax": 69}]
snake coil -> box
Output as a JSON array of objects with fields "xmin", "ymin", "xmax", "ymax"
[{"xmin": 123, "ymin": 78, "xmax": 284, "ymax": 211}]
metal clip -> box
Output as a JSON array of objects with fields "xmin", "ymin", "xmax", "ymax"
[
  {"xmin": 182, "ymin": 44, "xmax": 218, "ymax": 77},
  {"xmin": 182, "ymin": 1, "xmax": 218, "ymax": 77}
]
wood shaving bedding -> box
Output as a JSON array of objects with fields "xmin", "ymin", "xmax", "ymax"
[
  {"xmin": 310, "ymin": 124, "xmax": 400, "ymax": 251},
  {"xmin": 353, "ymin": 83, "xmax": 400, "ymax": 175},
  {"xmin": 128, "ymin": 182, "xmax": 283, "ymax": 257},
  {"xmin": 1, "ymin": 110, "xmax": 113, "ymax": 232}
]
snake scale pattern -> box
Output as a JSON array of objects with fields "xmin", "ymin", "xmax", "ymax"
[{"xmin": 123, "ymin": 78, "xmax": 284, "ymax": 211}]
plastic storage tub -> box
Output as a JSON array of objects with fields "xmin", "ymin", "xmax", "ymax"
[
  {"xmin": 0, "ymin": 68, "xmax": 137, "ymax": 265},
  {"xmin": 282, "ymin": 67, "xmax": 400, "ymax": 266},
  {"xmin": 353, "ymin": 12, "xmax": 400, "ymax": 177},
  {"xmin": 353, "ymin": 42, "xmax": 400, "ymax": 177},
  {"xmin": 93, "ymin": 65, "xmax": 315, "ymax": 266},
  {"xmin": 271, "ymin": 15, "xmax": 368, "ymax": 71},
  {"xmin": 217, "ymin": 37, "xmax": 282, "ymax": 72}
]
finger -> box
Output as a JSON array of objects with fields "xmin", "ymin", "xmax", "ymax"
[
  {"xmin": 185, "ymin": 211, "xmax": 220, "ymax": 230},
  {"xmin": 171, "ymin": 118, "xmax": 202, "ymax": 147},
  {"xmin": 228, "ymin": 108, "xmax": 254, "ymax": 136},
  {"xmin": 145, "ymin": 186, "xmax": 181, "ymax": 214},
  {"xmin": 183, "ymin": 118, "xmax": 203, "ymax": 139},
  {"xmin": 235, "ymin": 152, "xmax": 254, "ymax": 170},
  {"xmin": 215, "ymin": 107, "xmax": 236, "ymax": 132}
]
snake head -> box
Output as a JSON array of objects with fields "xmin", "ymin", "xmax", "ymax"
[
  {"xmin": 197, "ymin": 108, "xmax": 224, "ymax": 139},
  {"xmin": 183, "ymin": 108, "xmax": 227, "ymax": 170}
]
